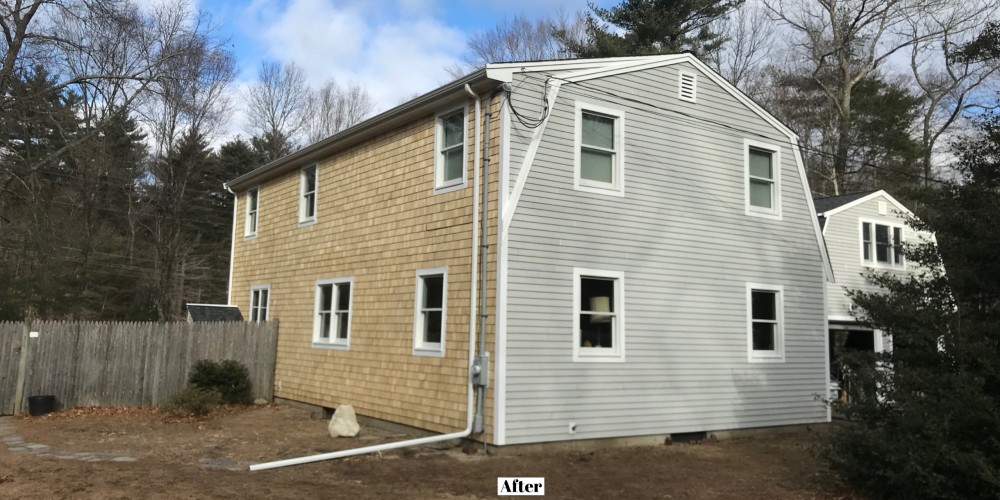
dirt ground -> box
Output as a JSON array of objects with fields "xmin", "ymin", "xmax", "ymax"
[{"xmin": 0, "ymin": 405, "xmax": 853, "ymax": 499}]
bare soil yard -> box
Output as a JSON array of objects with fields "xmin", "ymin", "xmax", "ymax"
[{"xmin": 0, "ymin": 405, "xmax": 853, "ymax": 499}]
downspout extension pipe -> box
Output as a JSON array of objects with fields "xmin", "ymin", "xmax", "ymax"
[{"xmin": 249, "ymin": 85, "xmax": 503, "ymax": 473}]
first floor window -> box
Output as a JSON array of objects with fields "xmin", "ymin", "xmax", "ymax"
[
  {"xmin": 314, "ymin": 278, "xmax": 352, "ymax": 347},
  {"xmin": 413, "ymin": 268, "xmax": 447, "ymax": 355},
  {"xmin": 250, "ymin": 286, "xmax": 270, "ymax": 322},
  {"xmin": 861, "ymin": 221, "xmax": 904, "ymax": 267},
  {"xmin": 573, "ymin": 268, "xmax": 625, "ymax": 362},
  {"xmin": 748, "ymin": 284, "xmax": 783, "ymax": 362}
]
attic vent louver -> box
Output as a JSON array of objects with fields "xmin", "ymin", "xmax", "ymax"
[
  {"xmin": 678, "ymin": 72, "xmax": 697, "ymax": 103},
  {"xmin": 878, "ymin": 201, "xmax": 888, "ymax": 215}
]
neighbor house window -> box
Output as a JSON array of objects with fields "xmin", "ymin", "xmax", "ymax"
[
  {"xmin": 573, "ymin": 268, "xmax": 625, "ymax": 362},
  {"xmin": 313, "ymin": 278, "xmax": 353, "ymax": 348},
  {"xmin": 574, "ymin": 101, "xmax": 625, "ymax": 197},
  {"xmin": 744, "ymin": 139, "xmax": 781, "ymax": 219},
  {"xmin": 299, "ymin": 165, "xmax": 317, "ymax": 223},
  {"xmin": 747, "ymin": 283, "xmax": 784, "ymax": 362},
  {"xmin": 861, "ymin": 220, "xmax": 904, "ymax": 267},
  {"xmin": 245, "ymin": 188, "xmax": 259, "ymax": 237},
  {"xmin": 413, "ymin": 267, "xmax": 447, "ymax": 356},
  {"xmin": 250, "ymin": 285, "xmax": 270, "ymax": 322},
  {"xmin": 435, "ymin": 108, "xmax": 466, "ymax": 192}
]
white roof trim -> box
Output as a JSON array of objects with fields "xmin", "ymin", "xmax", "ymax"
[{"xmin": 819, "ymin": 190, "xmax": 914, "ymax": 219}]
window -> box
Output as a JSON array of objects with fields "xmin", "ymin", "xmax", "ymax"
[
  {"xmin": 313, "ymin": 278, "xmax": 352, "ymax": 348},
  {"xmin": 860, "ymin": 220, "xmax": 904, "ymax": 267},
  {"xmin": 744, "ymin": 139, "xmax": 781, "ymax": 219},
  {"xmin": 413, "ymin": 267, "xmax": 447, "ymax": 356},
  {"xmin": 299, "ymin": 165, "xmax": 317, "ymax": 223},
  {"xmin": 250, "ymin": 285, "xmax": 270, "ymax": 322},
  {"xmin": 574, "ymin": 102, "xmax": 625, "ymax": 196},
  {"xmin": 747, "ymin": 283, "xmax": 783, "ymax": 362},
  {"xmin": 245, "ymin": 188, "xmax": 259, "ymax": 237},
  {"xmin": 573, "ymin": 268, "xmax": 625, "ymax": 362},
  {"xmin": 434, "ymin": 108, "xmax": 466, "ymax": 192}
]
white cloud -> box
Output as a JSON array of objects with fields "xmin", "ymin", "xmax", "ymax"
[{"xmin": 241, "ymin": 0, "xmax": 464, "ymax": 113}]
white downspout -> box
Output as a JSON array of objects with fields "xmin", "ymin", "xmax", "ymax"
[
  {"xmin": 225, "ymin": 185, "xmax": 237, "ymax": 305},
  {"xmin": 249, "ymin": 87, "xmax": 485, "ymax": 472}
]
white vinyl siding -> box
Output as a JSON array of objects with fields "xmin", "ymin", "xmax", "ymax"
[{"xmin": 503, "ymin": 62, "xmax": 826, "ymax": 445}]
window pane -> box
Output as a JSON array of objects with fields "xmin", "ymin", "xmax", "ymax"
[
  {"xmin": 444, "ymin": 148, "xmax": 464, "ymax": 182},
  {"xmin": 752, "ymin": 322, "xmax": 775, "ymax": 350},
  {"xmin": 581, "ymin": 112, "xmax": 614, "ymax": 150},
  {"xmin": 580, "ymin": 314, "xmax": 614, "ymax": 348},
  {"xmin": 749, "ymin": 179, "xmax": 772, "ymax": 208},
  {"xmin": 876, "ymin": 224, "xmax": 890, "ymax": 263},
  {"xmin": 305, "ymin": 193, "xmax": 316, "ymax": 218},
  {"xmin": 442, "ymin": 112, "xmax": 464, "ymax": 148},
  {"xmin": 424, "ymin": 310, "xmax": 442, "ymax": 343},
  {"xmin": 749, "ymin": 148, "xmax": 772, "ymax": 179},
  {"xmin": 252, "ymin": 291, "xmax": 259, "ymax": 309},
  {"xmin": 337, "ymin": 283, "xmax": 350, "ymax": 310},
  {"xmin": 581, "ymin": 149, "xmax": 613, "ymax": 183},
  {"xmin": 422, "ymin": 275, "xmax": 444, "ymax": 309},
  {"xmin": 337, "ymin": 312, "xmax": 349, "ymax": 339},
  {"xmin": 863, "ymin": 223, "xmax": 871, "ymax": 260},
  {"xmin": 752, "ymin": 290, "xmax": 776, "ymax": 320},
  {"xmin": 581, "ymin": 277, "xmax": 615, "ymax": 312},
  {"xmin": 303, "ymin": 167, "xmax": 316, "ymax": 192},
  {"xmin": 249, "ymin": 190, "xmax": 258, "ymax": 210},
  {"xmin": 320, "ymin": 312, "xmax": 331, "ymax": 339},
  {"xmin": 893, "ymin": 227, "xmax": 903, "ymax": 264}
]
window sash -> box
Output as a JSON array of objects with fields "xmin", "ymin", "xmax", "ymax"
[
  {"xmin": 416, "ymin": 273, "xmax": 445, "ymax": 350},
  {"xmin": 301, "ymin": 167, "xmax": 316, "ymax": 220},
  {"xmin": 864, "ymin": 222, "xmax": 903, "ymax": 266},
  {"xmin": 576, "ymin": 273, "xmax": 621, "ymax": 355},
  {"xmin": 437, "ymin": 110, "xmax": 465, "ymax": 187},
  {"xmin": 246, "ymin": 190, "xmax": 258, "ymax": 234},
  {"xmin": 315, "ymin": 281, "xmax": 350, "ymax": 344},
  {"xmin": 579, "ymin": 111, "xmax": 617, "ymax": 186},
  {"xmin": 251, "ymin": 288, "xmax": 268, "ymax": 322},
  {"xmin": 748, "ymin": 287, "xmax": 780, "ymax": 358}
]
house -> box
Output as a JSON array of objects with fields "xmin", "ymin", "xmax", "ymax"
[
  {"xmin": 814, "ymin": 190, "xmax": 924, "ymax": 389},
  {"xmin": 224, "ymin": 54, "xmax": 833, "ymax": 447}
]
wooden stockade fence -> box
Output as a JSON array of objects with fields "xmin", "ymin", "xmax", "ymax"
[{"xmin": 0, "ymin": 321, "xmax": 278, "ymax": 415}]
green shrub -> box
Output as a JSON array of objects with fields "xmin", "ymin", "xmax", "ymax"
[
  {"xmin": 188, "ymin": 359, "xmax": 254, "ymax": 405},
  {"xmin": 164, "ymin": 386, "xmax": 221, "ymax": 417}
]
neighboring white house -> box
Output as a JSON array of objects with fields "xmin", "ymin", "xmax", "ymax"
[{"xmin": 814, "ymin": 190, "xmax": 926, "ymax": 391}]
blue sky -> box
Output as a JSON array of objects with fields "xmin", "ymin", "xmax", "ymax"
[{"xmin": 197, "ymin": 0, "xmax": 606, "ymax": 120}]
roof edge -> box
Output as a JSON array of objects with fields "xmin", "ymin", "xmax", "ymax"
[{"xmin": 818, "ymin": 190, "xmax": 913, "ymax": 218}]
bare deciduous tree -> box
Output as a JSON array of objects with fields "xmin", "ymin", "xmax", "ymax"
[
  {"xmin": 304, "ymin": 78, "xmax": 375, "ymax": 144},
  {"xmin": 708, "ymin": 4, "xmax": 774, "ymax": 100},
  {"xmin": 448, "ymin": 11, "xmax": 585, "ymax": 78},
  {"xmin": 244, "ymin": 60, "xmax": 310, "ymax": 158}
]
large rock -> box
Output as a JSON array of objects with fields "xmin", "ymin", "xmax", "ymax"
[{"xmin": 328, "ymin": 405, "xmax": 360, "ymax": 438}]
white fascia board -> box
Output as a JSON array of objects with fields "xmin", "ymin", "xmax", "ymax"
[
  {"xmin": 820, "ymin": 190, "xmax": 915, "ymax": 219},
  {"xmin": 485, "ymin": 55, "xmax": 680, "ymax": 82}
]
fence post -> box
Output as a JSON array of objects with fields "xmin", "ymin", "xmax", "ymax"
[{"xmin": 12, "ymin": 319, "xmax": 31, "ymax": 415}]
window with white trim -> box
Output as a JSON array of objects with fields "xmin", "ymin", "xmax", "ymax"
[
  {"xmin": 299, "ymin": 165, "xmax": 317, "ymax": 223},
  {"xmin": 250, "ymin": 285, "xmax": 270, "ymax": 323},
  {"xmin": 245, "ymin": 188, "xmax": 258, "ymax": 237},
  {"xmin": 413, "ymin": 268, "xmax": 447, "ymax": 356},
  {"xmin": 744, "ymin": 140, "xmax": 781, "ymax": 219},
  {"xmin": 573, "ymin": 268, "xmax": 625, "ymax": 362},
  {"xmin": 313, "ymin": 278, "xmax": 352, "ymax": 348},
  {"xmin": 574, "ymin": 102, "xmax": 625, "ymax": 196},
  {"xmin": 435, "ymin": 108, "xmax": 466, "ymax": 191},
  {"xmin": 747, "ymin": 283, "xmax": 784, "ymax": 362},
  {"xmin": 861, "ymin": 220, "xmax": 904, "ymax": 268}
]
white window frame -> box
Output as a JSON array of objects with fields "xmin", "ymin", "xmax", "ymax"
[
  {"xmin": 433, "ymin": 106, "xmax": 468, "ymax": 194},
  {"xmin": 299, "ymin": 165, "xmax": 317, "ymax": 225},
  {"xmin": 413, "ymin": 267, "xmax": 448, "ymax": 357},
  {"xmin": 249, "ymin": 284, "xmax": 270, "ymax": 323},
  {"xmin": 573, "ymin": 101, "xmax": 626, "ymax": 197},
  {"xmin": 244, "ymin": 187, "xmax": 259, "ymax": 238},
  {"xmin": 859, "ymin": 218, "xmax": 905, "ymax": 269},
  {"xmin": 312, "ymin": 277, "xmax": 353, "ymax": 349},
  {"xmin": 744, "ymin": 139, "xmax": 782, "ymax": 220},
  {"xmin": 572, "ymin": 268, "xmax": 626, "ymax": 363},
  {"xmin": 746, "ymin": 283, "xmax": 784, "ymax": 363}
]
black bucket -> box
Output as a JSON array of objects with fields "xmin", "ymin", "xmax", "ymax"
[{"xmin": 27, "ymin": 395, "xmax": 56, "ymax": 416}]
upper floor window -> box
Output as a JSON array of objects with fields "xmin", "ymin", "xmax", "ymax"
[
  {"xmin": 574, "ymin": 102, "xmax": 625, "ymax": 197},
  {"xmin": 747, "ymin": 283, "xmax": 784, "ymax": 363},
  {"xmin": 413, "ymin": 267, "xmax": 448, "ymax": 356},
  {"xmin": 573, "ymin": 268, "xmax": 625, "ymax": 362},
  {"xmin": 862, "ymin": 220, "xmax": 904, "ymax": 268},
  {"xmin": 313, "ymin": 278, "xmax": 353, "ymax": 349},
  {"xmin": 300, "ymin": 165, "xmax": 317, "ymax": 224},
  {"xmin": 744, "ymin": 139, "xmax": 781, "ymax": 220},
  {"xmin": 245, "ymin": 188, "xmax": 259, "ymax": 237},
  {"xmin": 250, "ymin": 285, "xmax": 270, "ymax": 322},
  {"xmin": 435, "ymin": 108, "xmax": 466, "ymax": 192}
]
